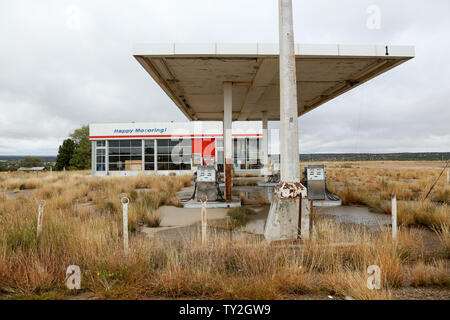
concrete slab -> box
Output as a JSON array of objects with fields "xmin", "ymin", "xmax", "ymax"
[
  {"xmin": 157, "ymin": 205, "xmax": 230, "ymax": 227},
  {"xmin": 313, "ymin": 199, "xmax": 342, "ymax": 207}
]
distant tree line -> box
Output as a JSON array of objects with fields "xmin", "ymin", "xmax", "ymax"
[
  {"xmin": 55, "ymin": 125, "xmax": 91, "ymax": 170},
  {"xmin": 0, "ymin": 156, "xmax": 54, "ymax": 171},
  {"xmin": 299, "ymin": 153, "xmax": 450, "ymax": 162}
]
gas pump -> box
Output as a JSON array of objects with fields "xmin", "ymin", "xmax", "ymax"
[
  {"xmin": 302, "ymin": 164, "xmax": 340, "ymax": 204},
  {"xmin": 188, "ymin": 138, "xmax": 225, "ymax": 202}
]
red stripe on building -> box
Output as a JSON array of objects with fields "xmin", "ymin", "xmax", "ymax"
[{"xmin": 89, "ymin": 134, "xmax": 262, "ymax": 139}]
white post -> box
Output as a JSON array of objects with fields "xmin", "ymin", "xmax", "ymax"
[
  {"xmin": 105, "ymin": 140, "xmax": 109, "ymax": 175},
  {"xmin": 91, "ymin": 141, "xmax": 96, "ymax": 176},
  {"xmin": 300, "ymin": 199, "xmax": 310, "ymax": 239},
  {"xmin": 50, "ymin": 167, "xmax": 52, "ymax": 175},
  {"xmin": 37, "ymin": 200, "xmax": 45, "ymax": 239},
  {"xmin": 121, "ymin": 197, "xmax": 130, "ymax": 254},
  {"xmin": 224, "ymin": 82, "xmax": 233, "ymax": 201},
  {"xmin": 392, "ymin": 195, "xmax": 397, "ymax": 240},
  {"xmin": 201, "ymin": 198, "xmax": 207, "ymax": 244},
  {"xmin": 265, "ymin": 0, "xmax": 305, "ymax": 242},
  {"xmin": 262, "ymin": 111, "xmax": 269, "ymax": 178},
  {"xmin": 141, "ymin": 139, "xmax": 145, "ymax": 172},
  {"xmin": 154, "ymin": 139, "xmax": 158, "ymax": 174}
]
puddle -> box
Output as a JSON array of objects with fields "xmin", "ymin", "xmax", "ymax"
[
  {"xmin": 148, "ymin": 205, "xmax": 390, "ymax": 243},
  {"xmin": 316, "ymin": 206, "xmax": 390, "ymax": 230},
  {"xmin": 231, "ymin": 185, "xmax": 274, "ymax": 203}
]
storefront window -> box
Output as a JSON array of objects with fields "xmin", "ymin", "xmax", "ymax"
[
  {"xmin": 157, "ymin": 138, "xmax": 192, "ymax": 171},
  {"xmin": 234, "ymin": 138, "xmax": 246, "ymax": 170},
  {"xmin": 247, "ymin": 138, "xmax": 262, "ymax": 169},
  {"xmin": 108, "ymin": 140, "xmax": 142, "ymax": 171},
  {"xmin": 144, "ymin": 140, "xmax": 155, "ymax": 171},
  {"xmin": 232, "ymin": 138, "xmax": 262, "ymax": 170}
]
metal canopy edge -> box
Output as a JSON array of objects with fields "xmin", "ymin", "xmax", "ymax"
[{"xmin": 133, "ymin": 43, "xmax": 414, "ymax": 121}]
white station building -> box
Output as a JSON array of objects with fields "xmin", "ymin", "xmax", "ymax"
[{"xmin": 89, "ymin": 121, "xmax": 265, "ymax": 176}]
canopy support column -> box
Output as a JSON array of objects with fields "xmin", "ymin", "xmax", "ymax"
[
  {"xmin": 223, "ymin": 82, "xmax": 233, "ymax": 201},
  {"xmin": 91, "ymin": 141, "xmax": 96, "ymax": 176},
  {"xmin": 262, "ymin": 111, "xmax": 269, "ymax": 178},
  {"xmin": 264, "ymin": 0, "xmax": 308, "ymax": 243}
]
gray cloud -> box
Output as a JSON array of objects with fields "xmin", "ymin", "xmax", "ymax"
[{"xmin": 0, "ymin": 0, "xmax": 449, "ymax": 155}]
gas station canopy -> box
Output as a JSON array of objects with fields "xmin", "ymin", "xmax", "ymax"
[{"xmin": 133, "ymin": 43, "xmax": 414, "ymax": 121}]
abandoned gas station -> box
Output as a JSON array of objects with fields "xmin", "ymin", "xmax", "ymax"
[
  {"xmin": 89, "ymin": 121, "xmax": 267, "ymax": 176},
  {"xmin": 90, "ymin": 0, "xmax": 414, "ymax": 242}
]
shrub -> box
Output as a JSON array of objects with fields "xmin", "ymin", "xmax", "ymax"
[
  {"xmin": 227, "ymin": 207, "xmax": 256, "ymax": 227},
  {"xmin": 144, "ymin": 210, "xmax": 161, "ymax": 228}
]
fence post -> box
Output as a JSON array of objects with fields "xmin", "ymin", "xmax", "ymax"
[
  {"xmin": 300, "ymin": 198, "xmax": 310, "ymax": 240},
  {"xmin": 392, "ymin": 195, "xmax": 397, "ymax": 240},
  {"xmin": 37, "ymin": 200, "xmax": 46, "ymax": 239},
  {"xmin": 200, "ymin": 197, "xmax": 207, "ymax": 245},
  {"xmin": 121, "ymin": 197, "xmax": 130, "ymax": 254}
]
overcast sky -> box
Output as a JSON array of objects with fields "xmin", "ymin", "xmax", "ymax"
[{"xmin": 0, "ymin": 0, "xmax": 449, "ymax": 155}]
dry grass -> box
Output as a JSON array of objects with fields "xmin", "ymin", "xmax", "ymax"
[
  {"xmin": 323, "ymin": 164, "xmax": 450, "ymax": 229},
  {"xmin": 0, "ymin": 169, "xmax": 448, "ymax": 300},
  {"xmin": 407, "ymin": 260, "xmax": 449, "ymax": 287},
  {"xmin": 143, "ymin": 210, "xmax": 161, "ymax": 228},
  {"xmin": 434, "ymin": 224, "xmax": 450, "ymax": 258}
]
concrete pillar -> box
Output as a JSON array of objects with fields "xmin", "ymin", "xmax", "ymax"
[
  {"xmin": 262, "ymin": 111, "xmax": 269, "ymax": 178},
  {"xmin": 154, "ymin": 139, "xmax": 158, "ymax": 174},
  {"xmin": 141, "ymin": 139, "xmax": 145, "ymax": 172},
  {"xmin": 278, "ymin": 0, "xmax": 300, "ymax": 183},
  {"xmin": 91, "ymin": 141, "xmax": 96, "ymax": 176},
  {"xmin": 265, "ymin": 0, "xmax": 307, "ymax": 242},
  {"xmin": 223, "ymin": 82, "xmax": 233, "ymax": 201},
  {"xmin": 105, "ymin": 140, "xmax": 109, "ymax": 175}
]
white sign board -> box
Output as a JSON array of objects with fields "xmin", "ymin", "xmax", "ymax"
[
  {"xmin": 307, "ymin": 167, "xmax": 324, "ymax": 181},
  {"xmin": 197, "ymin": 167, "xmax": 216, "ymax": 182}
]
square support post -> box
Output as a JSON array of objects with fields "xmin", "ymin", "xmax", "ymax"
[
  {"xmin": 278, "ymin": 0, "xmax": 300, "ymax": 183},
  {"xmin": 262, "ymin": 111, "xmax": 269, "ymax": 178},
  {"xmin": 223, "ymin": 82, "xmax": 233, "ymax": 201},
  {"xmin": 105, "ymin": 140, "xmax": 109, "ymax": 175},
  {"xmin": 141, "ymin": 139, "xmax": 145, "ymax": 172},
  {"xmin": 91, "ymin": 141, "xmax": 96, "ymax": 176}
]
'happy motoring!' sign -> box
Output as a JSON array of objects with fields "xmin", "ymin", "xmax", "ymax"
[{"xmin": 113, "ymin": 128, "xmax": 167, "ymax": 135}]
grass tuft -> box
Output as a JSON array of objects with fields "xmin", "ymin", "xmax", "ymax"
[{"xmin": 227, "ymin": 207, "xmax": 256, "ymax": 227}]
